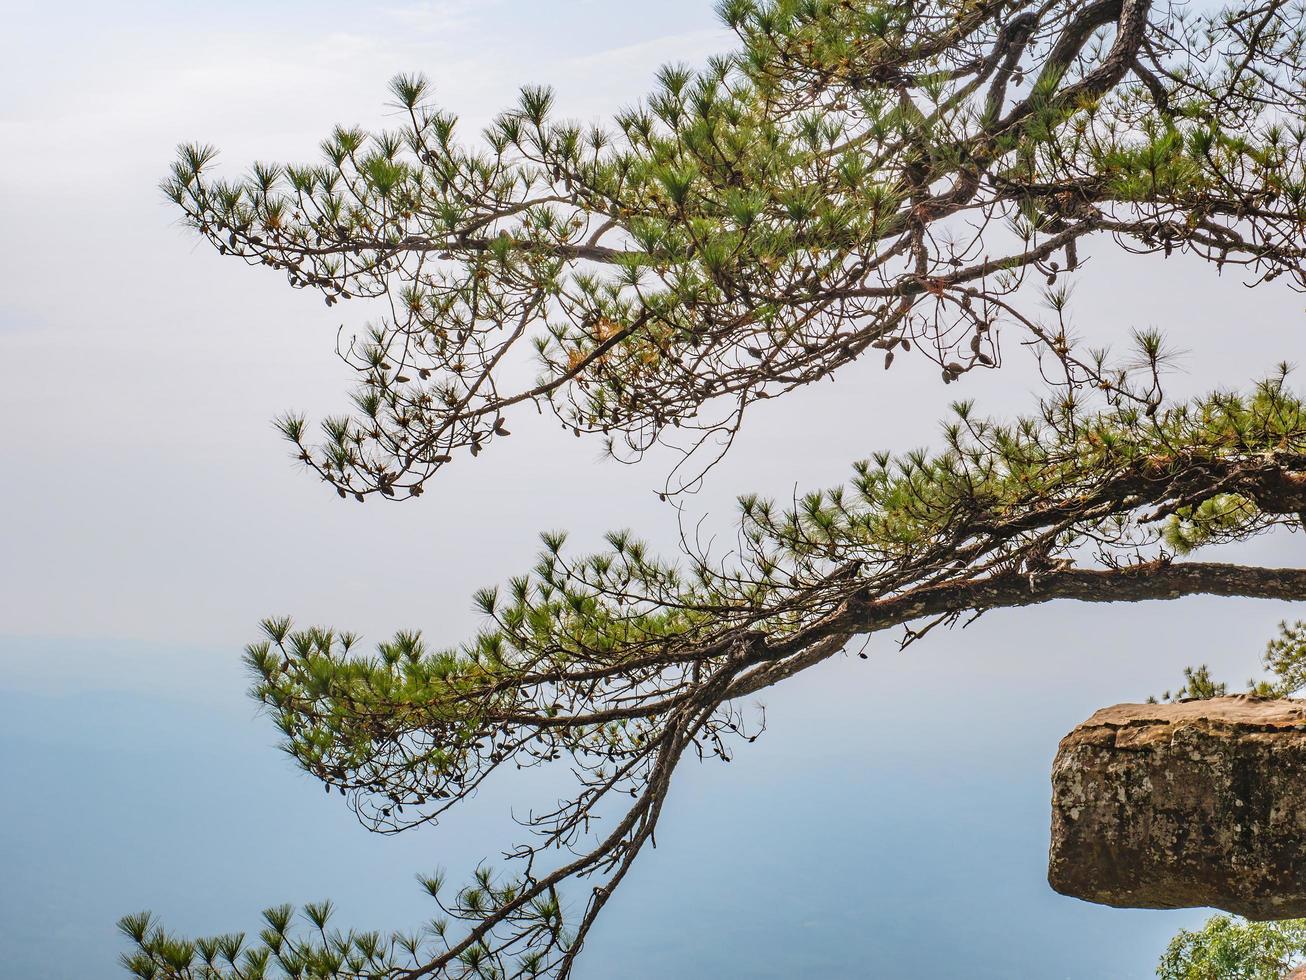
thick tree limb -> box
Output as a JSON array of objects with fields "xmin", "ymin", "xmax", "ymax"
[{"xmin": 731, "ymin": 562, "xmax": 1306, "ymax": 698}]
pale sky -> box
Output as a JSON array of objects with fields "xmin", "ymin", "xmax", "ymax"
[{"xmin": 1, "ymin": 3, "xmax": 1304, "ymax": 978}]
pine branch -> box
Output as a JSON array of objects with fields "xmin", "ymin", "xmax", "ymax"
[
  {"xmin": 128, "ymin": 377, "xmax": 1306, "ymax": 979},
  {"xmin": 162, "ymin": 0, "xmax": 1306, "ymax": 500}
]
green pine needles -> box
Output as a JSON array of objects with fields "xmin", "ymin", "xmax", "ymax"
[
  {"xmin": 162, "ymin": 0, "xmax": 1305, "ymax": 500},
  {"xmin": 136, "ymin": 0, "xmax": 1306, "ymax": 977},
  {"xmin": 123, "ymin": 376, "xmax": 1306, "ymax": 979}
]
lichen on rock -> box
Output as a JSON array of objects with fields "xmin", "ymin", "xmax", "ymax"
[{"xmin": 1049, "ymin": 696, "xmax": 1306, "ymax": 920}]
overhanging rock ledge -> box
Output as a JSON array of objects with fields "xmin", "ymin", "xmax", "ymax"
[{"xmin": 1049, "ymin": 695, "xmax": 1306, "ymax": 920}]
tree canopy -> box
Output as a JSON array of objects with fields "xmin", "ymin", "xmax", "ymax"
[
  {"xmin": 130, "ymin": 0, "xmax": 1306, "ymax": 977},
  {"xmin": 1158, "ymin": 914, "xmax": 1306, "ymax": 980}
]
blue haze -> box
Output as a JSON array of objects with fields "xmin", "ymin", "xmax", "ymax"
[{"xmin": 10, "ymin": 606, "xmax": 1303, "ymax": 979}]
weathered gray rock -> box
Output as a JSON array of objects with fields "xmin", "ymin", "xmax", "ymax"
[{"xmin": 1049, "ymin": 696, "xmax": 1306, "ymax": 920}]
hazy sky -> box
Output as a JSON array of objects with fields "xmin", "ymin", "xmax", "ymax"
[{"xmin": 2, "ymin": 3, "xmax": 1304, "ymax": 978}]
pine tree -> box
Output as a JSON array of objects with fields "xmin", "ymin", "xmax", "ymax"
[{"xmin": 129, "ymin": 1, "xmax": 1306, "ymax": 977}]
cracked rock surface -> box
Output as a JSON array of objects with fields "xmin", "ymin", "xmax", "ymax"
[{"xmin": 1048, "ymin": 696, "xmax": 1306, "ymax": 920}]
